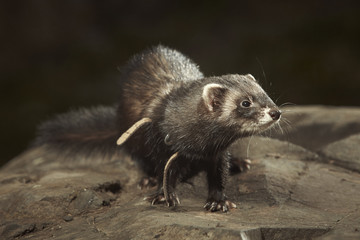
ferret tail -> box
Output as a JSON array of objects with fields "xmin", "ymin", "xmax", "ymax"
[{"xmin": 32, "ymin": 105, "xmax": 121, "ymax": 160}]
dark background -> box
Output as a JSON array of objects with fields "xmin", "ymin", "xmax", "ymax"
[{"xmin": 1, "ymin": 1, "xmax": 359, "ymax": 166}]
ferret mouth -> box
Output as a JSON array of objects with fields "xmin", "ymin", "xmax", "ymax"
[
  {"xmin": 259, "ymin": 119, "xmax": 279, "ymax": 131},
  {"xmin": 238, "ymin": 108, "xmax": 281, "ymax": 135},
  {"xmin": 240, "ymin": 118, "xmax": 280, "ymax": 135}
]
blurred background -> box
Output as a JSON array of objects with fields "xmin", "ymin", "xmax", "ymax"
[{"xmin": 1, "ymin": 1, "xmax": 359, "ymax": 166}]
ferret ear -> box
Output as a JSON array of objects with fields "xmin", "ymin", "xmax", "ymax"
[
  {"xmin": 202, "ymin": 83, "xmax": 227, "ymax": 112},
  {"xmin": 245, "ymin": 74, "xmax": 257, "ymax": 82}
]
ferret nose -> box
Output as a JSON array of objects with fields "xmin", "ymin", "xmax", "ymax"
[{"xmin": 269, "ymin": 109, "xmax": 281, "ymax": 120}]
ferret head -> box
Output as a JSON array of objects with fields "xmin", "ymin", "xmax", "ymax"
[{"xmin": 202, "ymin": 74, "xmax": 281, "ymax": 136}]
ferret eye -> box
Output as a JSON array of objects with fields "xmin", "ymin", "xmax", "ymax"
[{"xmin": 241, "ymin": 100, "xmax": 251, "ymax": 108}]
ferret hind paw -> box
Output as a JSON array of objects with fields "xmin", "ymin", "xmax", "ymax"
[
  {"xmin": 144, "ymin": 191, "xmax": 180, "ymax": 207},
  {"xmin": 138, "ymin": 177, "xmax": 158, "ymax": 189},
  {"xmin": 230, "ymin": 158, "xmax": 252, "ymax": 174}
]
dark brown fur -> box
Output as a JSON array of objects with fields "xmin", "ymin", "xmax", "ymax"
[
  {"xmin": 34, "ymin": 45, "xmax": 281, "ymax": 212},
  {"xmin": 116, "ymin": 46, "xmax": 280, "ymax": 211}
]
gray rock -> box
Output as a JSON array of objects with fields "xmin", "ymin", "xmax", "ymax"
[
  {"xmin": 272, "ymin": 105, "xmax": 360, "ymax": 151},
  {"xmin": 231, "ymin": 136, "xmax": 320, "ymax": 161},
  {"xmin": 319, "ymin": 133, "xmax": 360, "ymax": 172},
  {"xmin": 1, "ymin": 106, "xmax": 360, "ymax": 239}
]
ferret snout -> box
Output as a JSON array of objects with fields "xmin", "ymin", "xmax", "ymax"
[{"xmin": 269, "ymin": 109, "xmax": 281, "ymax": 120}]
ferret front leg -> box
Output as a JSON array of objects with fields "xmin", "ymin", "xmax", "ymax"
[{"xmin": 204, "ymin": 153, "xmax": 237, "ymax": 212}]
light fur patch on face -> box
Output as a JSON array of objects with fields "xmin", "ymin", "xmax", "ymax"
[
  {"xmin": 258, "ymin": 107, "xmax": 273, "ymax": 125},
  {"xmin": 220, "ymin": 90, "xmax": 239, "ymax": 120},
  {"xmin": 240, "ymin": 107, "xmax": 277, "ymax": 134}
]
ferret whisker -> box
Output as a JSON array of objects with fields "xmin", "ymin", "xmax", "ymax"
[
  {"xmin": 255, "ymin": 57, "xmax": 268, "ymax": 88},
  {"xmin": 276, "ymin": 122, "xmax": 284, "ymax": 135},
  {"xmin": 279, "ymin": 109, "xmax": 294, "ymax": 113},
  {"xmin": 281, "ymin": 118, "xmax": 293, "ymax": 131},
  {"xmin": 281, "ymin": 118, "xmax": 292, "ymax": 126},
  {"xmin": 246, "ymin": 131, "xmax": 255, "ymax": 158},
  {"xmin": 275, "ymin": 95, "xmax": 282, "ymax": 104},
  {"xmin": 279, "ymin": 102, "xmax": 297, "ymax": 108},
  {"xmin": 266, "ymin": 128, "xmax": 272, "ymax": 138}
]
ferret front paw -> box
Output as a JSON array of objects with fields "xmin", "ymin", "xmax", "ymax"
[
  {"xmin": 204, "ymin": 199, "xmax": 237, "ymax": 212},
  {"xmin": 144, "ymin": 191, "xmax": 180, "ymax": 207}
]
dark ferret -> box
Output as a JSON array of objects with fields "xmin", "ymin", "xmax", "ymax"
[{"xmin": 34, "ymin": 45, "xmax": 281, "ymax": 212}]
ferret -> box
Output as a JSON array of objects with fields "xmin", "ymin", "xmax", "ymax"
[{"xmin": 34, "ymin": 45, "xmax": 281, "ymax": 212}]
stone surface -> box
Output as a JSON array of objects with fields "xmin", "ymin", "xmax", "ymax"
[
  {"xmin": 319, "ymin": 134, "xmax": 360, "ymax": 172},
  {"xmin": 272, "ymin": 105, "xmax": 360, "ymax": 151},
  {"xmin": 1, "ymin": 105, "xmax": 360, "ymax": 239}
]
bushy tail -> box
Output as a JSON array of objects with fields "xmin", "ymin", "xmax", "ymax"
[{"xmin": 33, "ymin": 106, "xmax": 120, "ymax": 159}]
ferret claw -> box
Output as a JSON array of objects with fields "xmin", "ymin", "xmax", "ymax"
[
  {"xmin": 241, "ymin": 158, "xmax": 251, "ymax": 171},
  {"xmin": 144, "ymin": 192, "xmax": 180, "ymax": 207},
  {"xmin": 204, "ymin": 199, "xmax": 237, "ymax": 212},
  {"xmin": 144, "ymin": 194, "xmax": 166, "ymax": 205},
  {"xmin": 151, "ymin": 195, "xmax": 166, "ymax": 205},
  {"xmin": 165, "ymin": 192, "xmax": 180, "ymax": 207},
  {"xmin": 232, "ymin": 158, "xmax": 252, "ymax": 173}
]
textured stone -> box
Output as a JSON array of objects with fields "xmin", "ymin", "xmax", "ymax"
[
  {"xmin": 319, "ymin": 134, "xmax": 360, "ymax": 172},
  {"xmin": 272, "ymin": 105, "xmax": 360, "ymax": 151},
  {"xmin": 1, "ymin": 106, "xmax": 360, "ymax": 239}
]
